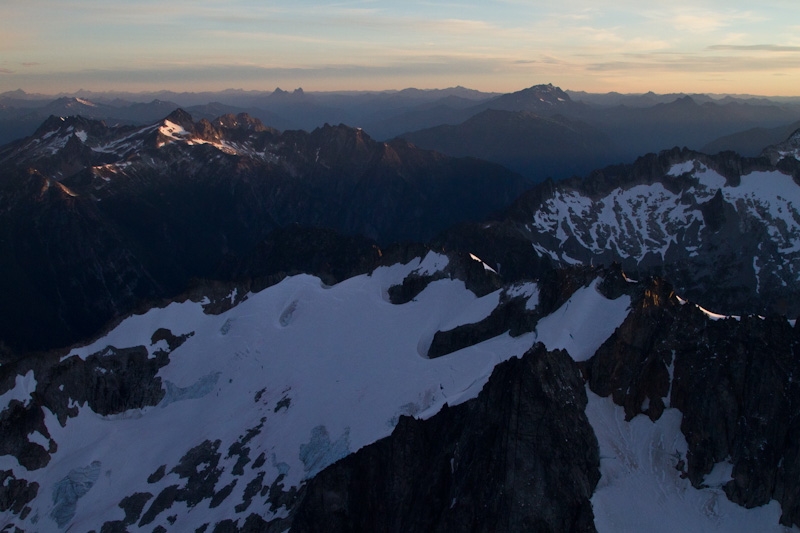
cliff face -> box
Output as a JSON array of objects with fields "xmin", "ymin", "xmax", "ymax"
[{"xmin": 292, "ymin": 345, "xmax": 600, "ymax": 533}]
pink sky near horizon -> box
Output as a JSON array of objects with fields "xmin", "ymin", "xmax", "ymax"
[{"xmin": 1, "ymin": 1, "xmax": 799, "ymax": 96}]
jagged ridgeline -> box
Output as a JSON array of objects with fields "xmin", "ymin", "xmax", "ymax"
[{"xmin": 0, "ymin": 110, "xmax": 530, "ymax": 354}]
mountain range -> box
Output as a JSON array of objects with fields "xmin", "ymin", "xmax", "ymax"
[
  {"xmin": 2, "ymin": 95, "xmax": 800, "ymax": 532},
  {"xmin": 2, "ymin": 84, "xmax": 799, "ymax": 183}
]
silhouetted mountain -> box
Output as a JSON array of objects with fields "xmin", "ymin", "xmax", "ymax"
[
  {"xmin": 399, "ymin": 109, "xmax": 614, "ymax": 182},
  {"xmin": 703, "ymin": 119, "xmax": 800, "ymax": 156},
  {"xmin": 581, "ymin": 95, "xmax": 798, "ymax": 160},
  {"xmin": 470, "ymin": 83, "xmax": 583, "ymax": 115},
  {"xmin": 361, "ymin": 96, "xmax": 484, "ymax": 140}
]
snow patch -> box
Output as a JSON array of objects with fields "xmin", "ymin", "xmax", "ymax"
[
  {"xmin": 506, "ymin": 282, "xmax": 540, "ymax": 310},
  {"xmin": 703, "ymin": 461, "xmax": 734, "ymax": 488},
  {"xmin": 697, "ymin": 305, "xmax": 740, "ymax": 322},
  {"xmin": 469, "ymin": 253, "xmax": 497, "ymax": 274},
  {"xmin": 414, "ymin": 251, "xmax": 449, "ymax": 276}
]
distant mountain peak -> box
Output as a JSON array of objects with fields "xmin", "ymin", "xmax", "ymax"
[
  {"xmin": 213, "ymin": 112, "xmax": 269, "ymax": 132},
  {"xmin": 163, "ymin": 108, "xmax": 195, "ymax": 128},
  {"xmin": 673, "ymin": 95, "xmax": 698, "ymax": 105},
  {"xmin": 270, "ymin": 87, "xmax": 305, "ymax": 100},
  {"xmin": 32, "ymin": 114, "xmax": 97, "ymax": 136},
  {"xmin": 1, "ymin": 88, "xmax": 27, "ymax": 97},
  {"xmin": 476, "ymin": 83, "xmax": 574, "ymax": 114}
]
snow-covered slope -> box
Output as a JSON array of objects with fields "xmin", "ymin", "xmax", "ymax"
[
  {"xmin": 3, "ymin": 253, "xmax": 798, "ymax": 532},
  {"xmin": 526, "ymin": 160, "xmax": 800, "ymax": 264},
  {"xmin": 2, "ymin": 254, "xmax": 541, "ymax": 531}
]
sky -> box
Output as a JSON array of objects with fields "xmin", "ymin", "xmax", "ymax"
[{"xmin": 1, "ymin": 0, "xmax": 800, "ymax": 96}]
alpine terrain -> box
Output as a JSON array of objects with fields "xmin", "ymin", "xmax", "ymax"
[{"xmin": 2, "ymin": 108, "xmax": 800, "ymax": 533}]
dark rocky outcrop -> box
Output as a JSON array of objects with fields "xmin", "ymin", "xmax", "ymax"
[
  {"xmin": 387, "ymin": 270, "xmax": 447, "ymax": 304},
  {"xmin": 290, "ymin": 345, "xmax": 600, "ymax": 532},
  {"xmin": 0, "ymin": 400, "xmax": 52, "ymax": 470},
  {"xmin": 427, "ymin": 296, "xmax": 530, "ymax": 358},
  {"xmin": 118, "ymin": 492, "xmax": 153, "ymax": 526},
  {"xmin": 0, "ymin": 329, "xmax": 184, "ymax": 469},
  {"xmin": 134, "ymin": 437, "xmax": 265, "ymax": 527},
  {"xmin": 0, "ymin": 469, "xmax": 38, "ymax": 518}
]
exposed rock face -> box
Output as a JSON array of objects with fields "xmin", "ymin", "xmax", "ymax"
[
  {"xmin": 291, "ymin": 345, "xmax": 600, "ymax": 532},
  {"xmin": 0, "ymin": 469, "xmax": 38, "ymax": 519},
  {"xmin": 427, "ymin": 296, "xmax": 530, "ymax": 358},
  {"xmin": 585, "ymin": 276, "xmax": 800, "ymax": 526},
  {"xmin": 0, "ymin": 328, "xmax": 187, "ymax": 470}
]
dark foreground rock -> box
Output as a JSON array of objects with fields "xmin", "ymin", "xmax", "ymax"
[{"xmin": 290, "ymin": 345, "xmax": 600, "ymax": 533}]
